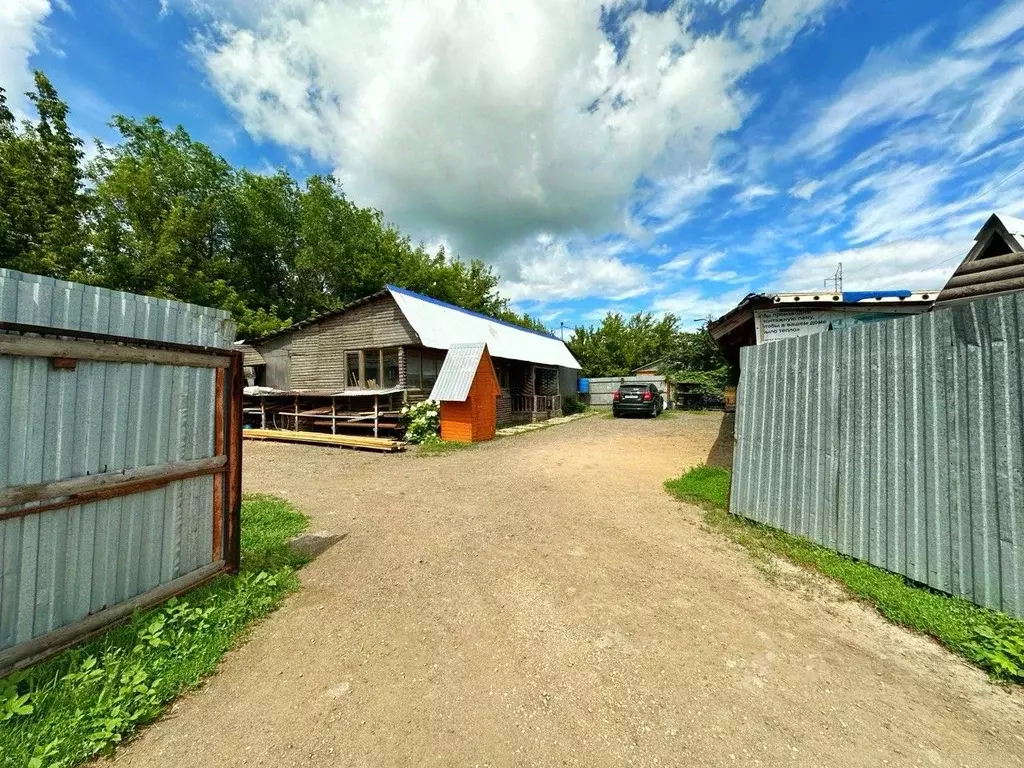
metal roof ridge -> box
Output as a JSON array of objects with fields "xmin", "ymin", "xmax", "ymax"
[{"xmin": 385, "ymin": 284, "xmax": 561, "ymax": 341}]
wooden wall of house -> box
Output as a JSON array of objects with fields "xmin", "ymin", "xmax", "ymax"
[{"xmin": 256, "ymin": 295, "xmax": 419, "ymax": 390}]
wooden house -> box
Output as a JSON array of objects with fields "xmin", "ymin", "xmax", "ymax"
[
  {"xmin": 249, "ymin": 285, "xmax": 580, "ymax": 432},
  {"xmin": 935, "ymin": 213, "xmax": 1024, "ymax": 306},
  {"xmin": 430, "ymin": 343, "xmax": 500, "ymax": 442}
]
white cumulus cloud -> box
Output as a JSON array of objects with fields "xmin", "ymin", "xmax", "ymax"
[
  {"xmin": 499, "ymin": 236, "xmax": 649, "ymax": 303},
  {"xmin": 776, "ymin": 235, "xmax": 971, "ymax": 292},
  {"xmin": 0, "ymin": 0, "xmax": 53, "ymax": 115},
  {"xmin": 176, "ymin": 0, "xmax": 838, "ymax": 298}
]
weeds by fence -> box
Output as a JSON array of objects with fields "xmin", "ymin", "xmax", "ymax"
[
  {"xmin": 0, "ymin": 495, "xmax": 309, "ymax": 768},
  {"xmin": 665, "ymin": 465, "xmax": 1024, "ymax": 684},
  {"xmin": 731, "ymin": 293, "xmax": 1024, "ymax": 618}
]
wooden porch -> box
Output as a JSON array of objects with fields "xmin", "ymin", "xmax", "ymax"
[{"xmin": 510, "ymin": 394, "xmax": 563, "ymax": 417}]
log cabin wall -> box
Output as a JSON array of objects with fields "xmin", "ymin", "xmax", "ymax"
[{"xmin": 256, "ymin": 295, "xmax": 418, "ymax": 391}]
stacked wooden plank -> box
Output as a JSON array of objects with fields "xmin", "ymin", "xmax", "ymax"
[
  {"xmin": 242, "ymin": 428, "xmax": 404, "ymax": 452},
  {"xmin": 242, "ymin": 391, "xmax": 404, "ymax": 437}
]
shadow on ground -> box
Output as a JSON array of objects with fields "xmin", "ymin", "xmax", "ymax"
[{"xmin": 706, "ymin": 412, "xmax": 735, "ymax": 468}]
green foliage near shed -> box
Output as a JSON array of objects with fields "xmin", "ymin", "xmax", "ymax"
[{"xmin": 568, "ymin": 312, "xmax": 727, "ymax": 382}]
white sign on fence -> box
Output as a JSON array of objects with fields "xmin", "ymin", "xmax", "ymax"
[{"xmin": 754, "ymin": 308, "xmax": 914, "ymax": 344}]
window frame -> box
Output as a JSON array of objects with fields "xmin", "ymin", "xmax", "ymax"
[
  {"xmin": 381, "ymin": 348, "xmax": 400, "ymax": 389},
  {"xmin": 344, "ymin": 348, "xmax": 405, "ymax": 390},
  {"xmin": 345, "ymin": 351, "xmax": 362, "ymax": 389},
  {"xmin": 405, "ymin": 348, "xmax": 421, "ymax": 389}
]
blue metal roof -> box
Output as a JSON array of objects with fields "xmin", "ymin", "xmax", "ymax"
[{"xmin": 841, "ymin": 290, "xmax": 913, "ymax": 303}]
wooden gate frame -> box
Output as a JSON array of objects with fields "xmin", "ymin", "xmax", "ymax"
[{"xmin": 0, "ymin": 321, "xmax": 243, "ymax": 672}]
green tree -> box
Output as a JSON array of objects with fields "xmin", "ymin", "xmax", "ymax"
[
  {"xmin": 0, "ymin": 71, "xmax": 554, "ymax": 340},
  {"xmin": 497, "ymin": 308, "xmax": 549, "ymax": 334},
  {"xmin": 568, "ymin": 312, "xmax": 726, "ymax": 380},
  {"xmin": 225, "ymin": 169, "xmax": 302, "ymax": 328},
  {"xmin": 88, "ymin": 116, "xmax": 235, "ymax": 307},
  {"xmin": 0, "ymin": 72, "xmax": 90, "ymax": 279}
]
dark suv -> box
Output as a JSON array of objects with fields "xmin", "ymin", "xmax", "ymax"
[{"xmin": 612, "ymin": 383, "xmax": 663, "ymax": 418}]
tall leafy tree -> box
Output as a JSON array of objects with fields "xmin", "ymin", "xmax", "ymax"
[
  {"xmin": 568, "ymin": 311, "xmax": 726, "ymax": 381},
  {"xmin": 0, "ymin": 72, "xmax": 90, "ymax": 279},
  {"xmin": 225, "ymin": 169, "xmax": 303, "ymax": 324},
  {"xmin": 89, "ymin": 116, "xmax": 235, "ymax": 305},
  {"xmin": 0, "ymin": 71, "xmax": 556, "ymax": 339}
]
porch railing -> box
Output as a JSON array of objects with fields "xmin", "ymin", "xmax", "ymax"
[{"xmin": 511, "ymin": 394, "xmax": 562, "ymax": 414}]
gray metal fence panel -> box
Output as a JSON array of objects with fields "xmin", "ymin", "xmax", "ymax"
[
  {"xmin": 0, "ymin": 269, "xmax": 234, "ymax": 658},
  {"xmin": 587, "ymin": 376, "xmax": 667, "ymax": 406},
  {"xmin": 731, "ymin": 291, "xmax": 1024, "ymax": 617}
]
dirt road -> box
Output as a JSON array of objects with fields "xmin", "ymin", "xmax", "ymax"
[{"xmin": 116, "ymin": 413, "xmax": 1023, "ymax": 767}]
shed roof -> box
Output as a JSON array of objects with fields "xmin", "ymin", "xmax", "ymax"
[
  {"xmin": 999, "ymin": 213, "xmax": 1024, "ymax": 241},
  {"xmin": 429, "ymin": 343, "xmax": 489, "ymax": 402},
  {"xmin": 387, "ymin": 286, "xmax": 580, "ymax": 369},
  {"xmin": 255, "ymin": 285, "xmax": 580, "ymax": 370},
  {"xmin": 937, "ymin": 212, "xmax": 1024, "ymax": 305}
]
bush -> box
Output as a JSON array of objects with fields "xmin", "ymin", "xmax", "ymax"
[
  {"xmin": 561, "ymin": 395, "xmax": 587, "ymax": 416},
  {"xmin": 401, "ymin": 400, "xmax": 440, "ymax": 444}
]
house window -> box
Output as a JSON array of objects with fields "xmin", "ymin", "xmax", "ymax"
[
  {"xmin": 422, "ymin": 355, "xmax": 439, "ymax": 390},
  {"xmin": 496, "ymin": 361, "xmax": 510, "ymax": 389},
  {"xmin": 346, "ymin": 352, "xmax": 360, "ymax": 388},
  {"xmin": 406, "ymin": 349, "xmax": 422, "ymax": 389},
  {"xmin": 382, "ymin": 349, "xmax": 399, "ymax": 388},
  {"xmin": 364, "ymin": 352, "xmax": 381, "ymax": 388}
]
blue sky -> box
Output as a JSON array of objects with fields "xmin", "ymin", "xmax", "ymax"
[{"xmin": 4, "ymin": 1, "xmax": 1023, "ymax": 330}]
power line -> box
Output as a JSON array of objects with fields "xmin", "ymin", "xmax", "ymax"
[
  {"xmin": 840, "ymin": 163, "xmax": 1024, "ymax": 284},
  {"xmin": 875, "ymin": 250, "xmax": 965, "ymax": 291},
  {"xmin": 823, "ymin": 262, "xmax": 842, "ymax": 293}
]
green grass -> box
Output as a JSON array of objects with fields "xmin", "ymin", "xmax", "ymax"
[
  {"xmin": 654, "ymin": 409, "xmax": 684, "ymax": 420},
  {"xmin": 0, "ymin": 494, "xmax": 309, "ymax": 768},
  {"xmin": 665, "ymin": 465, "xmax": 1024, "ymax": 684},
  {"xmin": 664, "ymin": 464, "xmax": 732, "ymax": 508},
  {"xmin": 415, "ymin": 439, "xmax": 475, "ymax": 456}
]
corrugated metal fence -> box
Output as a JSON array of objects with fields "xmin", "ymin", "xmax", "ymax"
[
  {"xmin": 587, "ymin": 376, "xmax": 668, "ymax": 407},
  {"xmin": 0, "ymin": 269, "xmax": 243, "ymax": 672},
  {"xmin": 731, "ymin": 291, "xmax": 1024, "ymax": 617}
]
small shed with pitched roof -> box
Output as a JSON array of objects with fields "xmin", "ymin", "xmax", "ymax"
[{"xmin": 429, "ymin": 342, "xmax": 500, "ymax": 442}]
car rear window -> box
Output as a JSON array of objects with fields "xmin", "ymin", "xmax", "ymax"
[{"xmin": 620, "ymin": 385, "xmax": 648, "ymax": 392}]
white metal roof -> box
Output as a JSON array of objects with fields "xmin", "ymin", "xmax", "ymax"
[
  {"xmin": 429, "ymin": 343, "xmax": 488, "ymax": 402},
  {"xmin": 387, "ymin": 285, "xmax": 581, "ymax": 369},
  {"xmin": 995, "ymin": 212, "xmax": 1024, "ymax": 243}
]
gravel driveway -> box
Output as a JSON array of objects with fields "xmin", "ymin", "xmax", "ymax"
[{"xmin": 116, "ymin": 413, "xmax": 1023, "ymax": 767}]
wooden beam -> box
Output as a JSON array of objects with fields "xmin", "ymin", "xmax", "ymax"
[
  {"xmin": 954, "ymin": 250, "xmax": 1024, "ymax": 275},
  {"xmin": 0, "ymin": 334, "xmax": 229, "ymax": 369},
  {"xmin": 0, "ymin": 321, "xmax": 240, "ymax": 358},
  {"xmin": 939, "ymin": 276, "xmax": 1024, "ymax": 301},
  {"xmin": 944, "ymin": 262, "xmax": 1024, "ymax": 288},
  {"xmin": 243, "ymin": 428, "xmax": 403, "ymax": 452},
  {"xmin": 213, "ymin": 368, "xmax": 225, "ymax": 562},
  {"xmin": 0, "ymin": 456, "xmax": 228, "ymax": 514},
  {"xmin": 225, "ymin": 353, "xmax": 244, "ymax": 572}
]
